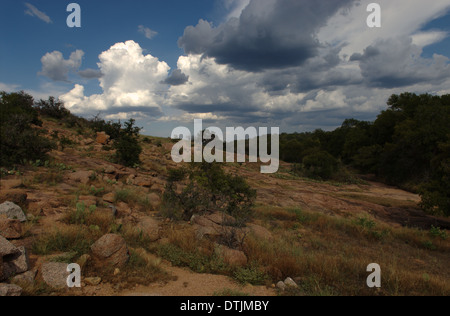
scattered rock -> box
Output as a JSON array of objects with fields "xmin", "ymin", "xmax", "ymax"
[
  {"xmin": 284, "ymin": 277, "xmax": 298, "ymax": 288},
  {"xmin": 0, "ymin": 219, "xmax": 22, "ymax": 239},
  {"xmin": 67, "ymin": 171, "xmax": 93, "ymax": 185},
  {"xmin": 0, "ymin": 202, "xmax": 27, "ymax": 222},
  {"xmin": 115, "ymin": 202, "xmax": 132, "ymax": 217},
  {"xmin": 96, "ymin": 132, "xmax": 110, "ymax": 145},
  {"xmin": 136, "ymin": 217, "xmax": 160, "ymax": 242},
  {"xmin": 84, "ymin": 277, "xmax": 102, "ymax": 286},
  {"xmin": 0, "ymin": 283, "xmax": 22, "ymax": 296},
  {"xmin": 102, "ymin": 192, "xmax": 115, "ymax": 204},
  {"xmin": 113, "ymin": 268, "xmax": 120, "ymax": 276},
  {"xmin": 0, "ymin": 235, "xmax": 19, "ymax": 257},
  {"xmin": 215, "ymin": 245, "xmax": 247, "ymax": 267},
  {"xmin": 12, "ymin": 270, "xmax": 37, "ymax": 285},
  {"xmin": 276, "ymin": 281, "xmax": 287, "ymax": 291},
  {"xmin": 90, "ymin": 234, "xmax": 129, "ymax": 268},
  {"xmin": 134, "ymin": 176, "xmax": 153, "ymax": 188},
  {"xmin": 41, "ymin": 262, "xmax": 70, "ymax": 289},
  {"xmin": 3, "ymin": 246, "xmax": 29, "ymax": 276},
  {"xmin": 103, "ymin": 165, "xmax": 116, "ymax": 174}
]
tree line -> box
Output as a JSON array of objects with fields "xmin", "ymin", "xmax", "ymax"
[{"xmin": 279, "ymin": 93, "xmax": 450, "ymax": 217}]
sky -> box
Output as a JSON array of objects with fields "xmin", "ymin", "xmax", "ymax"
[{"xmin": 1, "ymin": 0, "xmax": 450, "ymax": 137}]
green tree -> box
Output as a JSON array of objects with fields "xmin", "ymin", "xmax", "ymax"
[
  {"xmin": 162, "ymin": 162, "xmax": 256, "ymax": 224},
  {"xmin": 302, "ymin": 150, "xmax": 339, "ymax": 180},
  {"xmin": 113, "ymin": 119, "xmax": 142, "ymax": 167},
  {"xmin": 0, "ymin": 91, "xmax": 55, "ymax": 167}
]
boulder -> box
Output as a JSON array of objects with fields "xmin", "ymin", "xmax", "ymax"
[
  {"xmin": 90, "ymin": 234, "xmax": 129, "ymax": 268},
  {"xmin": 276, "ymin": 281, "xmax": 286, "ymax": 291},
  {"xmin": 0, "ymin": 202, "xmax": 27, "ymax": 222},
  {"xmin": 0, "ymin": 219, "xmax": 22, "ymax": 239},
  {"xmin": 137, "ymin": 217, "xmax": 160, "ymax": 242},
  {"xmin": 0, "ymin": 283, "xmax": 22, "ymax": 296},
  {"xmin": 103, "ymin": 165, "xmax": 116, "ymax": 174},
  {"xmin": 96, "ymin": 132, "xmax": 110, "ymax": 145},
  {"xmin": 0, "ymin": 235, "xmax": 19, "ymax": 257},
  {"xmin": 3, "ymin": 246, "xmax": 29, "ymax": 276},
  {"xmin": 102, "ymin": 192, "xmax": 116, "ymax": 204},
  {"xmin": 12, "ymin": 270, "xmax": 37, "ymax": 286},
  {"xmin": 134, "ymin": 177, "xmax": 153, "ymax": 188},
  {"xmin": 41, "ymin": 262, "xmax": 70, "ymax": 289},
  {"xmin": 284, "ymin": 277, "xmax": 298, "ymax": 288},
  {"xmin": 216, "ymin": 245, "xmax": 247, "ymax": 267},
  {"xmin": 115, "ymin": 202, "xmax": 132, "ymax": 217},
  {"xmin": 84, "ymin": 277, "xmax": 102, "ymax": 286},
  {"xmin": 67, "ymin": 171, "xmax": 92, "ymax": 185}
]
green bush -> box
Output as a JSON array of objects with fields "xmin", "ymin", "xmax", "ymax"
[
  {"xmin": 302, "ymin": 151, "xmax": 338, "ymax": 180},
  {"xmin": 111, "ymin": 119, "xmax": 143, "ymax": 167},
  {"xmin": 35, "ymin": 96, "xmax": 70, "ymax": 119},
  {"xmin": 161, "ymin": 162, "xmax": 256, "ymax": 224},
  {"xmin": 0, "ymin": 91, "xmax": 55, "ymax": 167}
]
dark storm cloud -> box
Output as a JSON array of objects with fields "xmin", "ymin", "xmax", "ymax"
[
  {"xmin": 178, "ymin": 0, "xmax": 353, "ymax": 72},
  {"xmin": 162, "ymin": 69, "xmax": 189, "ymax": 86},
  {"xmin": 257, "ymin": 46, "xmax": 361, "ymax": 94},
  {"xmin": 350, "ymin": 37, "xmax": 450, "ymax": 88},
  {"xmin": 78, "ymin": 69, "xmax": 104, "ymax": 79}
]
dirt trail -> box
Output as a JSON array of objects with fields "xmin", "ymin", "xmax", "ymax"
[{"xmin": 119, "ymin": 263, "xmax": 275, "ymax": 296}]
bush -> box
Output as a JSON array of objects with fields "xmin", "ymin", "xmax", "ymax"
[
  {"xmin": 302, "ymin": 151, "xmax": 338, "ymax": 180},
  {"xmin": 0, "ymin": 91, "xmax": 55, "ymax": 167},
  {"xmin": 161, "ymin": 162, "xmax": 256, "ymax": 224},
  {"xmin": 35, "ymin": 96, "xmax": 70, "ymax": 119},
  {"xmin": 107, "ymin": 119, "xmax": 143, "ymax": 167}
]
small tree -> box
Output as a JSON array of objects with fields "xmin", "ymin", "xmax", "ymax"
[
  {"xmin": 0, "ymin": 91, "xmax": 55, "ymax": 167},
  {"xmin": 113, "ymin": 119, "xmax": 142, "ymax": 167},
  {"xmin": 162, "ymin": 162, "xmax": 256, "ymax": 225}
]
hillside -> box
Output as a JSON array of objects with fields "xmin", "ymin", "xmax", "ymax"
[{"xmin": 1, "ymin": 117, "xmax": 450, "ymax": 296}]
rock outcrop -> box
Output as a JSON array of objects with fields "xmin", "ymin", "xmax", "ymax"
[
  {"xmin": 0, "ymin": 202, "xmax": 27, "ymax": 222},
  {"xmin": 90, "ymin": 234, "xmax": 129, "ymax": 268}
]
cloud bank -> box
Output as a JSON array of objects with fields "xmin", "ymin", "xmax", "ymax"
[{"xmin": 58, "ymin": 0, "xmax": 450, "ymax": 133}]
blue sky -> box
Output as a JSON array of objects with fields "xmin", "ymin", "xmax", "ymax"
[{"xmin": 1, "ymin": 0, "xmax": 450, "ymax": 137}]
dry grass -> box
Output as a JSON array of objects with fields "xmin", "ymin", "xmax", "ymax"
[{"xmin": 244, "ymin": 206, "xmax": 450, "ymax": 296}]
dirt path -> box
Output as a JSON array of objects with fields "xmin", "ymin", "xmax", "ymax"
[{"xmin": 119, "ymin": 263, "xmax": 276, "ymax": 297}]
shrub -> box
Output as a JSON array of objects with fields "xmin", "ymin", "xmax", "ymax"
[
  {"xmin": 0, "ymin": 91, "xmax": 55, "ymax": 167},
  {"xmin": 302, "ymin": 151, "xmax": 339, "ymax": 180},
  {"xmin": 161, "ymin": 162, "xmax": 256, "ymax": 224},
  {"xmin": 35, "ymin": 96, "xmax": 70, "ymax": 119},
  {"xmin": 113, "ymin": 119, "xmax": 143, "ymax": 167},
  {"xmin": 233, "ymin": 264, "xmax": 270, "ymax": 285}
]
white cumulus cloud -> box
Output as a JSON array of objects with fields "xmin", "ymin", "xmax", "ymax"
[{"xmin": 61, "ymin": 41, "xmax": 169, "ymax": 117}]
